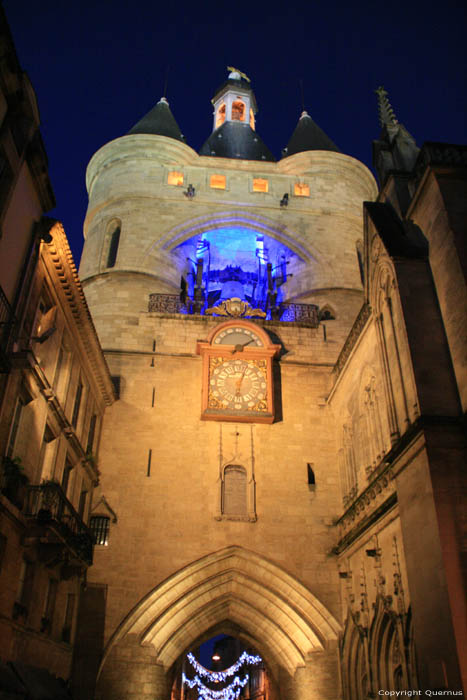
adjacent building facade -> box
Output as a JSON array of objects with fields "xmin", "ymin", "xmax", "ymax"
[
  {"xmin": 0, "ymin": 9, "xmax": 115, "ymax": 696},
  {"xmin": 76, "ymin": 70, "xmax": 466, "ymax": 699}
]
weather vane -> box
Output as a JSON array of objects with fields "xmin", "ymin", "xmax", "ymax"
[{"xmin": 227, "ymin": 66, "xmax": 250, "ymax": 82}]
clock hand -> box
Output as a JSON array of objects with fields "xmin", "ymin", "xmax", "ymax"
[
  {"xmin": 232, "ymin": 338, "xmax": 255, "ymax": 354},
  {"xmin": 235, "ymin": 366, "xmax": 248, "ymax": 395}
]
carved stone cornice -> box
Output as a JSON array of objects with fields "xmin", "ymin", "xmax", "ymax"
[
  {"xmin": 334, "ymin": 461, "xmax": 397, "ymax": 554},
  {"xmin": 333, "ymin": 303, "xmax": 372, "ymax": 378},
  {"xmin": 413, "ymin": 142, "xmax": 467, "ymax": 188},
  {"xmin": 41, "ymin": 220, "xmax": 116, "ymax": 407}
]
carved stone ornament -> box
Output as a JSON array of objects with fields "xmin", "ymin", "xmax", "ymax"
[
  {"xmin": 370, "ymin": 235, "xmax": 383, "ymax": 263},
  {"xmin": 205, "ymin": 297, "xmax": 266, "ymax": 318}
]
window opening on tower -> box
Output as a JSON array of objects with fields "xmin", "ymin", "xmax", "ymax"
[
  {"xmin": 252, "ymin": 178, "xmax": 268, "ymax": 193},
  {"xmin": 168, "ymin": 171, "xmax": 184, "ymax": 186},
  {"xmin": 231, "ymin": 100, "xmax": 245, "ymax": 121},
  {"xmin": 106, "ymin": 223, "xmax": 121, "ymax": 268},
  {"xmin": 294, "ymin": 183, "xmax": 310, "ymax": 197},
  {"xmin": 210, "ymin": 174, "xmax": 226, "ymax": 190},
  {"xmin": 216, "ymin": 103, "xmax": 226, "ymax": 129}
]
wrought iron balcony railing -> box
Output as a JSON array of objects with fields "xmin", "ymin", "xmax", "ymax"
[
  {"xmin": 148, "ymin": 293, "xmax": 319, "ymax": 326},
  {"xmin": 23, "ymin": 481, "xmax": 94, "ymax": 566}
]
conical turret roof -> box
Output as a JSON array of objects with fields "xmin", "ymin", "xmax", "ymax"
[
  {"xmin": 199, "ymin": 121, "xmax": 275, "ymax": 161},
  {"xmin": 282, "ymin": 111, "xmax": 340, "ymax": 157},
  {"xmin": 128, "ymin": 97, "xmax": 185, "ymax": 142}
]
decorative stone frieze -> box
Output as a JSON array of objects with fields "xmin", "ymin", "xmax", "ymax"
[
  {"xmin": 334, "ymin": 461, "xmax": 396, "ymax": 552},
  {"xmin": 333, "ymin": 303, "xmax": 371, "ymax": 378}
]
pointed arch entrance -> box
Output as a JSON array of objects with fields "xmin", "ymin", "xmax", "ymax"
[{"xmin": 96, "ymin": 546, "xmax": 342, "ymax": 699}]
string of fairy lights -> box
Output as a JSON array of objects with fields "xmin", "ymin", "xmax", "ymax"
[{"xmin": 182, "ymin": 650, "xmax": 262, "ymax": 700}]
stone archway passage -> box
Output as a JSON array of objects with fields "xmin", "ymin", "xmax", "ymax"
[{"xmin": 98, "ymin": 546, "xmax": 341, "ymax": 681}]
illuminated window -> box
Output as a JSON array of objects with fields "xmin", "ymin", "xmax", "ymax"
[
  {"xmin": 216, "ymin": 103, "xmax": 226, "ymax": 129},
  {"xmin": 167, "ymin": 171, "xmax": 184, "ymax": 186},
  {"xmin": 231, "ymin": 100, "xmax": 245, "ymax": 121},
  {"xmin": 294, "ymin": 183, "xmax": 310, "ymax": 197},
  {"xmin": 249, "ymin": 109, "xmax": 255, "ymax": 130},
  {"xmin": 210, "ymin": 174, "xmax": 226, "ymax": 190},
  {"xmin": 253, "ymin": 178, "xmax": 268, "ymax": 193},
  {"xmin": 90, "ymin": 516, "xmax": 110, "ymax": 546}
]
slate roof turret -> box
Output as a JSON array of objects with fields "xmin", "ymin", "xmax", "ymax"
[
  {"xmin": 200, "ymin": 121, "xmax": 275, "ymax": 161},
  {"xmin": 128, "ymin": 97, "xmax": 185, "ymax": 143},
  {"xmin": 282, "ymin": 110, "xmax": 340, "ymax": 157}
]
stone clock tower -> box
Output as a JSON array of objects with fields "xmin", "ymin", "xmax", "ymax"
[{"xmin": 76, "ymin": 72, "xmax": 466, "ymax": 699}]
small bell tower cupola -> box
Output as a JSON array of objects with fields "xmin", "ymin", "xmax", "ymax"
[
  {"xmin": 199, "ymin": 68, "xmax": 274, "ymax": 161},
  {"xmin": 212, "ymin": 67, "xmax": 257, "ymax": 131}
]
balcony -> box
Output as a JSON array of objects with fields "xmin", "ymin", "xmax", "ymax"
[
  {"xmin": 148, "ymin": 293, "xmax": 319, "ymax": 326},
  {"xmin": 22, "ymin": 481, "xmax": 94, "ymax": 568}
]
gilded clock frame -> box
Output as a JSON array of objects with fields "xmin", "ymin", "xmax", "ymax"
[{"xmin": 196, "ymin": 319, "xmax": 280, "ymax": 424}]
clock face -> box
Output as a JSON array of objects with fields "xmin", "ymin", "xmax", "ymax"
[
  {"xmin": 213, "ymin": 326, "xmax": 263, "ymax": 350},
  {"xmin": 208, "ymin": 357, "xmax": 268, "ymax": 413}
]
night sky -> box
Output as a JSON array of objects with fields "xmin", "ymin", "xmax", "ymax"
[{"xmin": 4, "ymin": 0, "xmax": 466, "ymax": 266}]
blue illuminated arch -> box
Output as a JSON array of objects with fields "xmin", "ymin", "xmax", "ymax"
[
  {"xmin": 160, "ymin": 211, "xmax": 314, "ymax": 263},
  {"xmin": 157, "ymin": 212, "xmax": 312, "ymax": 313}
]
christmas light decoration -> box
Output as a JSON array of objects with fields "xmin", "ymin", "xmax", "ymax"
[
  {"xmin": 182, "ymin": 672, "xmax": 249, "ymax": 700},
  {"xmin": 183, "ymin": 650, "xmax": 263, "ymax": 700},
  {"xmin": 186, "ymin": 651, "xmax": 262, "ymax": 682}
]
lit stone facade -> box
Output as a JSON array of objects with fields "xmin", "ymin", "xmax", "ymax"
[
  {"xmin": 77, "ymin": 80, "xmax": 466, "ymax": 699},
  {"xmin": 79, "ymin": 139, "xmax": 374, "ymax": 347},
  {"xmin": 0, "ymin": 10, "xmax": 115, "ymax": 694},
  {"xmin": 0, "ymin": 220, "xmax": 115, "ymax": 688}
]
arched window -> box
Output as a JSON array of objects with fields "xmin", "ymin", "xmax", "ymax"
[
  {"xmin": 319, "ymin": 304, "xmax": 336, "ymax": 321},
  {"xmin": 216, "ymin": 103, "xmax": 226, "ymax": 128},
  {"xmin": 106, "ymin": 221, "xmax": 121, "ymax": 268},
  {"xmin": 222, "ymin": 465, "xmax": 247, "ymax": 518},
  {"xmin": 231, "ymin": 100, "xmax": 245, "ymax": 121}
]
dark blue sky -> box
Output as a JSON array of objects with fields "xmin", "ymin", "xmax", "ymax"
[{"xmin": 4, "ymin": 0, "xmax": 466, "ymax": 265}]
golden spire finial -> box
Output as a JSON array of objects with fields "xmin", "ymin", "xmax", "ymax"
[{"xmin": 227, "ymin": 67, "xmax": 251, "ymax": 82}]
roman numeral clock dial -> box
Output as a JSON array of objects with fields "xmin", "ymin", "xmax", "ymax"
[
  {"xmin": 196, "ymin": 321, "xmax": 281, "ymax": 424},
  {"xmin": 210, "ymin": 358, "xmax": 267, "ymax": 411}
]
